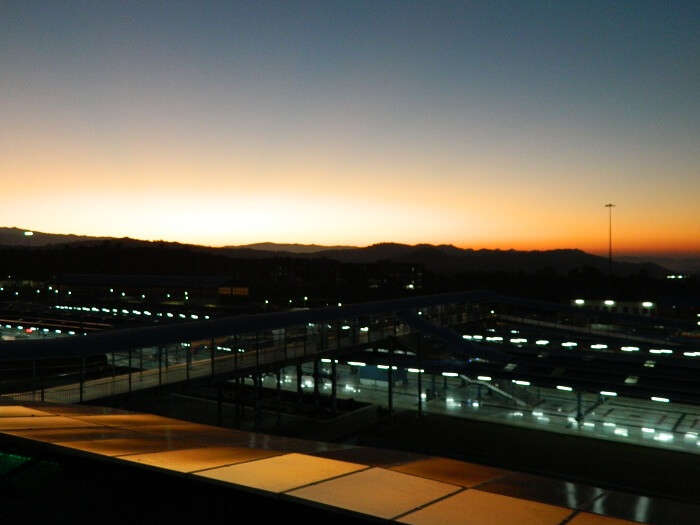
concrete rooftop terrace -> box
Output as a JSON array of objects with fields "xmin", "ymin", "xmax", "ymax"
[{"xmin": 1, "ymin": 401, "xmax": 697, "ymax": 524}]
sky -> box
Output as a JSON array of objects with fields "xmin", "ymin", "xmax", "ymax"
[{"xmin": 1, "ymin": 1, "xmax": 698, "ymax": 255}]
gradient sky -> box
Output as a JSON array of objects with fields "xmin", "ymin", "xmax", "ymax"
[{"xmin": 1, "ymin": 1, "xmax": 698, "ymax": 255}]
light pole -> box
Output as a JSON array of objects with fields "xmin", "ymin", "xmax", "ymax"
[{"xmin": 605, "ymin": 203, "xmax": 615, "ymax": 276}]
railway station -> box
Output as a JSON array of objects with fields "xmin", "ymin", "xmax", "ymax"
[{"xmin": 1, "ymin": 290, "xmax": 699, "ymax": 523}]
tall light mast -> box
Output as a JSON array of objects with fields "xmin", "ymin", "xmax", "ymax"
[{"xmin": 605, "ymin": 203, "xmax": 615, "ymax": 276}]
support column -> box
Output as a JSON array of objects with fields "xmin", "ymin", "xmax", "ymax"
[
  {"xmin": 417, "ymin": 333, "xmax": 422, "ymax": 416},
  {"xmin": 387, "ymin": 366, "xmax": 393, "ymax": 413},
  {"xmin": 39, "ymin": 360, "xmax": 44, "ymax": 402},
  {"xmin": 234, "ymin": 377, "xmax": 241, "ymax": 425},
  {"xmin": 296, "ymin": 362, "xmax": 303, "ymax": 405},
  {"xmin": 255, "ymin": 332, "xmax": 260, "ymax": 369},
  {"xmin": 576, "ymin": 392, "xmax": 583, "ymax": 424},
  {"xmin": 331, "ymin": 360, "xmax": 337, "ymax": 414},
  {"xmin": 313, "ymin": 358, "xmax": 320, "ymax": 411},
  {"xmin": 276, "ymin": 369, "xmax": 282, "ymax": 426},
  {"xmin": 319, "ymin": 323, "xmax": 326, "ymax": 358},
  {"xmin": 254, "ymin": 374, "xmax": 261, "ymax": 429},
  {"xmin": 79, "ymin": 357, "xmax": 85, "ymax": 402},
  {"xmin": 417, "ymin": 370, "xmax": 422, "ymax": 416},
  {"xmin": 158, "ymin": 346, "xmax": 162, "ymax": 387},
  {"xmin": 32, "ymin": 360, "xmax": 36, "ymax": 400},
  {"xmin": 210, "ymin": 338, "xmax": 215, "ymax": 376},
  {"xmin": 283, "ymin": 328, "xmax": 288, "ymax": 361},
  {"xmin": 217, "ymin": 387, "xmax": 223, "ymax": 426},
  {"xmin": 255, "ymin": 332, "xmax": 261, "ymax": 427},
  {"xmin": 128, "ymin": 348, "xmax": 132, "ymax": 393}
]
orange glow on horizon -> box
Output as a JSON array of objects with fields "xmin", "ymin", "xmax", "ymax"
[
  {"xmin": 3, "ymin": 3, "xmax": 699, "ymax": 261},
  {"xmin": 2, "ymin": 119, "xmax": 698, "ymax": 257}
]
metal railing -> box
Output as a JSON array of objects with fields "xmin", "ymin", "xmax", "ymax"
[{"xmin": 1, "ymin": 321, "xmax": 414, "ymax": 404}]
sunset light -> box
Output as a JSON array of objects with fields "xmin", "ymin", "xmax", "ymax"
[{"xmin": 1, "ymin": 2, "xmax": 697, "ymax": 255}]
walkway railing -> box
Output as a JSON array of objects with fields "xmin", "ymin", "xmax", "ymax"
[{"xmin": 2, "ymin": 321, "xmax": 417, "ymax": 404}]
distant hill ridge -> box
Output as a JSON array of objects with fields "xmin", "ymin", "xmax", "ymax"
[
  {"xmin": 0, "ymin": 227, "xmax": 112, "ymax": 246},
  {"xmin": 0, "ymin": 226, "xmax": 681, "ymax": 276},
  {"xmin": 228, "ymin": 242, "xmax": 356, "ymax": 254}
]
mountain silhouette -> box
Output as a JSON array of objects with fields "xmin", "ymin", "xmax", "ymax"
[{"xmin": 0, "ymin": 227, "xmax": 673, "ymax": 277}]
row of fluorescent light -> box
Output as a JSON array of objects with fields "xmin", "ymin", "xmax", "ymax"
[
  {"xmin": 503, "ymin": 380, "xmax": 672, "ymax": 404},
  {"xmin": 2, "ymin": 324, "xmax": 79, "ymax": 336},
  {"xmin": 574, "ymin": 299, "xmax": 655, "ymax": 308},
  {"xmin": 54, "ymin": 304, "xmax": 210, "ymax": 321},
  {"xmin": 340, "ymin": 353, "xmax": 681, "ymax": 405},
  {"xmin": 465, "ymin": 333, "xmax": 683, "ymax": 356}
]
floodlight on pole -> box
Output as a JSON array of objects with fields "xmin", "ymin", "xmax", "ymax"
[{"xmin": 605, "ymin": 203, "xmax": 615, "ymax": 276}]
